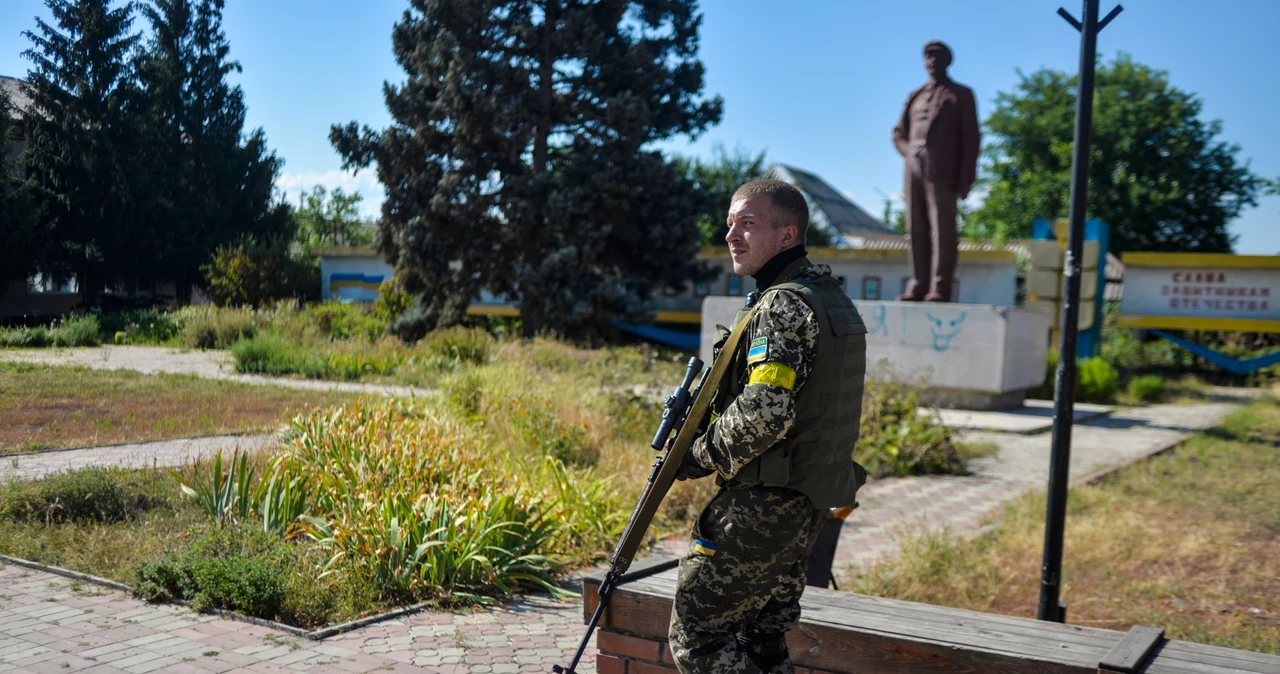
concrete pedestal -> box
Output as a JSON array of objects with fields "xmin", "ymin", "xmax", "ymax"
[{"xmin": 700, "ymin": 298, "xmax": 1050, "ymax": 410}]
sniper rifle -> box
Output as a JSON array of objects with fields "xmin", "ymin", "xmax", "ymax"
[{"xmin": 554, "ymin": 310, "xmax": 754, "ymax": 674}]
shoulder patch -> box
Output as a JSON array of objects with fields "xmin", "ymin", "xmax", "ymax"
[{"xmin": 746, "ymin": 336, "xmax": 768, "ymax": 364}]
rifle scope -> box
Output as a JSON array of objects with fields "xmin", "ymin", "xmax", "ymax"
[{"xmin": 649, "ymin": 357, "xmax": 703, "ymax": 450}]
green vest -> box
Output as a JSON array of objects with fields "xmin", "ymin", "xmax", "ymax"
[{"xmin": 717, "ymin": 258, "xmax": 869, "ymax": 509}]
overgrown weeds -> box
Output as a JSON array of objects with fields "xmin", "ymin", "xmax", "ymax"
[{"xmin": 849, "ymin": 398, "xmax": 1280, "ymax": 654}]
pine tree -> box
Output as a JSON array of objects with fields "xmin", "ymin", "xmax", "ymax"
[
  {"xmin": 332, "ymin": 0, "xmax": 722, "ymax": 339},
  {"xmin": 0, "ymin": 80, "xmax": 45, "ymax": 292},
  {"xmin": 137, "ymin": 0, "xmax": 292, "ymax": 301},
  {"xmin": 22, "ymin": 0, "xmax": 141, "ymax": 304}
]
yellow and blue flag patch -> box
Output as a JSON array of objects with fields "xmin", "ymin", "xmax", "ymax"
[
  {"xmin": 746, "ymin": 336, "xmax": 768, "ymax": 364},
  {"xmin": 692, "ymin": 539, "xmax": 717, "ymax": 557}
]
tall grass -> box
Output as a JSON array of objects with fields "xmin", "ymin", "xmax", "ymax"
[{"xmin": 0, "ymin": 314, "xmax": 101, "ymax": 348}]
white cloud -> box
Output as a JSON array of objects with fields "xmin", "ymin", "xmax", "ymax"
[{"xmin": 276, "ymin": 169, "xmax": 385, "ymax": 220}]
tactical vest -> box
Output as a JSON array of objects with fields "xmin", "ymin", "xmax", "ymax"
[{"xmin": 716, "ymin": 258, "xmax": 869, "ymax": 509}]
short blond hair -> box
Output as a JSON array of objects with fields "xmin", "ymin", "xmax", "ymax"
[{"xmin": 731, "ymin": 179, "xmax": 809, "ymax": 243}]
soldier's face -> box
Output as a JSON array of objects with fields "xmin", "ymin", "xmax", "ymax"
[{"xmin": 725, "ymin": 195, "xmax": 796, "ymax": 276}]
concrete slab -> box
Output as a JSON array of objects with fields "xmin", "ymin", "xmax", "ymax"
[{"xmin": 930, "ymin": 398, "xmax": 1114, "ymax": 434}]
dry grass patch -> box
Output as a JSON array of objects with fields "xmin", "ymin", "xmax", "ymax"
[
  {"xmin": 849, "ymin": 398, "xmax": 1280, "ymax": 655},
  {"xmin": 0, "ymin": 362, "xmax": 358, "ymax": 453}
]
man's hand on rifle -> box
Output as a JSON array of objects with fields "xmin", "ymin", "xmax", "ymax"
[{"xmin": 675, "ymin": 448, "xmax": 713, "ymax": 481}]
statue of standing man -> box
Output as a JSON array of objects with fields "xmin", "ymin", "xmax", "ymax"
[{"xmin": 893, "ymin": 41, "xmax": 980, "ymax": 302}]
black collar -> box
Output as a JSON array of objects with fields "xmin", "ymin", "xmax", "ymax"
[{"xmin": 751, "ymin": 245, "xmax": 808, "ymax": 291}]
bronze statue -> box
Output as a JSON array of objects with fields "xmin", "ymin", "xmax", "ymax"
[{"xmin": 892, "ymin": 41, "xmax": 980, "ymax": 302}]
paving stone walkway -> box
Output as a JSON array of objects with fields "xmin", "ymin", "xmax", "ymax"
[{"xmin": 0, "ymin": 384, "xmax": 1252, "ymax": 671}]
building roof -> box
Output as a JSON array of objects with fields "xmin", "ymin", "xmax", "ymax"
[
  {"xmin": 1, "ymin": 76, "xmax": 31, "ymax": 121},
  {"xmin": 764, "ymin": 163, "xmax": 901, "ymax": 239}
]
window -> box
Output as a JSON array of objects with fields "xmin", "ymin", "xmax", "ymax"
[
  {"xmin": 862, "ymin": 276, "xmax": 882, "ymax": 301},
  {"xmin": 661, "ymin": 284, "xmax": 680, "ymax": 297},
  {"xmin": 694, "ymin": 281, "xmax": 710, "ymax": 298},
  {"xmin": 951, "ymin": 278, "xmax": 960, "ymax": 302},
  {"xmin": 725, "ymin": 275, "xmax": 743, "ymax": 296},
  {"xmin": 901, "ymin": 277, "xmax": 911, "ymax": 295}
]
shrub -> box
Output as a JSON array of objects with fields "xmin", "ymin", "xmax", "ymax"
[
  {"xmin": 1127, "ymin": 374, "xmax": 1165, "ymax": 403},
  {"xmin": 1, "ymin": 468, "xmax": 156, "ymax": 524},
  {"xmin": 421, "ymin": 326, "xmax": 493, "ymax": 365},
  {"xmin": 1078, "ymin": 357, "xmax": 1119, "ymax": 403},
  {"xmin": 374, "ymin": 276, "xmax": 412, "ymax": 323},
  {"xmin": 855, "ymin": 367, "xmax": 964, "ymax": 478},
  {"xmin": 52, "ymin": 314, "xmax": 101, "ymax": 347},
  {"xmin": 181, "ymin": 307, "xmax": 257, "ymax": 349},
  {"xmin": 201, "ymin": 237, "xmax": 318, "ymax": 308},
  {"xmin": 300, "ymin": 301, "xmax": 385, "ymax": 342},
  {"xmin": 0, "ymin": 326, "xmax": 53, "ymax": 348},
  {"xmin": 231, "ymin": 334, "xmax": 297, "ymax": 375},
  {"xmin": 133, "ymin": 526, "xmax": 290, "ymax": 618},
  {"xmin": 99, "ymin": 309, "xmax": 182, "ymax": 345}
]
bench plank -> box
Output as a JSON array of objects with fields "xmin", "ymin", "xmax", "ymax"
[{"xmin": 1099, "ymin": 625, "xmax": 1164, "ymax": 673}]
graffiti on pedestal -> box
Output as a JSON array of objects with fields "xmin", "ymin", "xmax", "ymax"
[
  {"xmin": 857, "ymin": 304, "xmax": 970, "ymax": 353},
  {"xmin": 927, "ymin": 311, "xmax": 967, "ymax": 352}
]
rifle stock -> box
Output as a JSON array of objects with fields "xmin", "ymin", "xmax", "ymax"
[{"xmin": 554, "ymin": 311, "xmax": 754, "ymax": 674}]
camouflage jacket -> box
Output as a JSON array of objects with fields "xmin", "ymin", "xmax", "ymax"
[{"xmin": 688, "ymin": 264, "xmax": 831, "ymax": 481}]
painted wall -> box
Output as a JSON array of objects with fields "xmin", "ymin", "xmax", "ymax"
[
  {"xmin": 320, "ymin": 254, "xmax": 395, "ymax": 303},
  {"xmin": 701, "ymin": 297, "xmax": 1049, "ymax": 395},
  {"xmin": 653, "ymin": 249, "xmax": 1018, "ymax": 314}
]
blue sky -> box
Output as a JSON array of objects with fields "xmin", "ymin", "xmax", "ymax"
[{"xmin": 2, "ymin": 0, "xmax": 1276, "ymax": 254}]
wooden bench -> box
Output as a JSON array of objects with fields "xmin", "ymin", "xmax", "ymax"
[{"xmin": 582, "ymin": 556, "xmax": 1280, "ymax": 674}]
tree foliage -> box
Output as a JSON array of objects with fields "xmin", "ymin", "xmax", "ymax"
[
  {"xmin": 16, "ymin": 0, "xmax": 290, "ymax": 304},
  {"xmin": 200, "ymin": 236, "xmax": 317, "ymax": 308},
  {"xmin": 675, "ymin": 143, "xmax": 767, "ymax": 246},
  {"xmin": 293, "ymin": 185, "xmax": 372, "ymax": 252},
  {"xmin": 974, "ymin": 53, "xmax": 1265, "ymax": 253},
  {"xmin": 331, "ymin": 0, "xmax": 723, "ymax": 339},
  {"xmin": 21, "ymin": 0, "xmax": 142, "ymax": 303},
  {"xmin": 0, "ymin": 80, "xmax": 44, "ymax": 292},
  {"xmin": 136, "ymin": 0, "xmax": 293, "ymax": 300}
]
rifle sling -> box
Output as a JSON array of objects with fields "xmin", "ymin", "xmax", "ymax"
[{"xmin": 612, "ymin": 307, "xmax": 756, "ymax": 571}]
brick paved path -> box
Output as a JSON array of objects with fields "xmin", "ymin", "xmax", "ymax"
[
  {"xmin": 0, "ymin": 396, "xmax": 1248, "ymax": 672},
  {"xmin": 0, "ymin": 564, "xmax": 595, "ymax": 674}
]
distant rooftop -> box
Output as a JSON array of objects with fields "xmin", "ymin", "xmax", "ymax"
[
  {"xmin": 764, "ymin": 163, "xmax": 901, "ymax": 240},
  {"xmin": 1, "ymin": 76, "xmax": 31, "ymax": 120}
]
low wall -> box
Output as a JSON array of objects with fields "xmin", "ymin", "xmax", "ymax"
[
  {"xmin": 701, "ymin": 298, "xmax": 1050, "ymax": 410},
  {"xmin": 582, "ymin": 557, "xmax": 1280, "ymax": 674}
]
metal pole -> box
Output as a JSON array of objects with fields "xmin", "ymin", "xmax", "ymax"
[{"xmin": 1038, "ymin": 0, "xmax": 1121, "ymax": 624}]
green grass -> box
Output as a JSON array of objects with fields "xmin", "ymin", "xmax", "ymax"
[
  {"xmin": 849, "ymin": 397, "xmax": 1280, "ymax": 655},
  {"xmin": 0, "ymin": 362, "xmax": 359, "ymax": 453}
]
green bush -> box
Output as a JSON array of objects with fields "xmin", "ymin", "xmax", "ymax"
[
  {"xmin": 231, "ymin": 334, "xmax": 297, "ymax": 375},
  {"xmin": 300, "ymin": 301, "xmax": 385, "ymax": 342},
  {"xmin": 1127, "ymin": 374, "xmax": 1165, "ymax": 402},
  {"xmin": 201, "ymin": 237, "xmax": 318, "ymax": 308},
  {"xmin": 1, "ymin": 468, "xmax": 157, "ymax": 524},
  {"xmin": 0, "ymin": 326, "xmax": 53, "ymax": 348},
  {"xmin": 1078, "ymin": 357, "xmax": 1119, "ymax": 403},
  {"xmin": 133, "ymin": 526, "xmax": 290, "ymax": 618},
  {"xmin": 180, "ymin": 307, "xmax": 257, "ymax": 349},
  {"xmin": 422, "ymin": 326, "xmax": 493, "ymax": 364},
  {"xmin": 855, "ymin": 368, "xmax": 964, "ymax": 478},
  {"xmin": 52, "ymin": 314, "xmax": 101, "ymax": 347},
  {"xmin": 374, "ymin": 276, "xmax": 412, "ymax": 323},
  {"xmin": 99, "ymin": 309, "xmax": 182, "ymax": 345}
]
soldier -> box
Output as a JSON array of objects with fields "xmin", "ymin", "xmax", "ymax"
[{"xmin": 669, "ymin": 179, "xmax": 869, "ymax": 674}]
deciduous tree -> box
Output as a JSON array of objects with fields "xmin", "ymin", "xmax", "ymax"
[{"xmin": 974, "ymin": 53, "xmax": 1265, "ymax": 253}]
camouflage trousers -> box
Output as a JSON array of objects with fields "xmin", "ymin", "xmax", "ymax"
[{"xmin": 667, "ymin": 483, "xmax": 827, "ymax": 674}]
